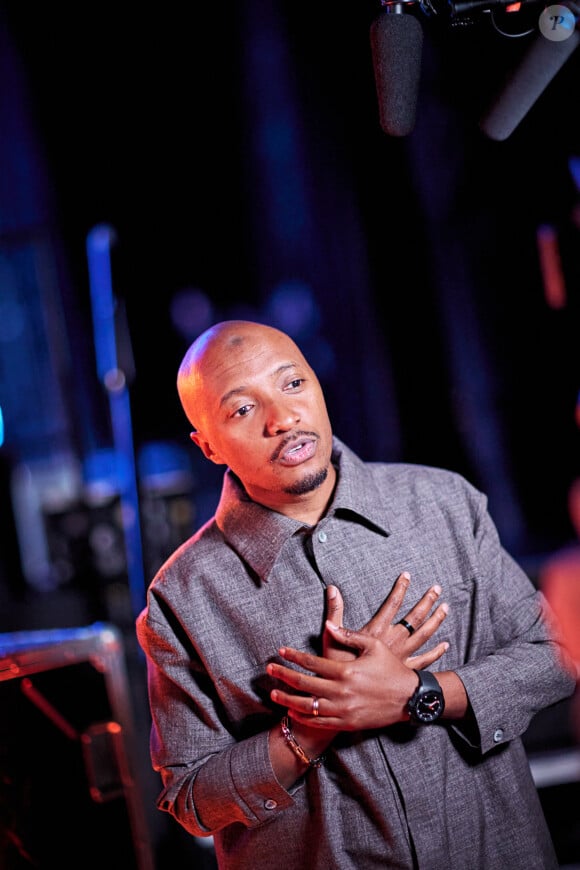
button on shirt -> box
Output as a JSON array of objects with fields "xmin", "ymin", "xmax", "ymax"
[{"xmin": 136, "ymin": 437, "xmax": 575, "ymax": 870}]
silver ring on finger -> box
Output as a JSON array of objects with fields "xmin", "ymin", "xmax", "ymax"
[{"xmin": 312, "ymin": 696, "xmax": 320, "ymax": 717}]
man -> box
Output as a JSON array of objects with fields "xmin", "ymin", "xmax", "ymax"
[{"xmin": 136, "ymin": 319, "xmax": 575, "ymax": 869}]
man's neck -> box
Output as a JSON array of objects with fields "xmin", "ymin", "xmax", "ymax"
[{"xmin": 248, "ymin": 465, "xmax": 338, "ymax": 527}]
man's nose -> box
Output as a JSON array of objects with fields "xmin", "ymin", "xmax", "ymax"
[{"xmin": 264, "ymin": 402, "xmax": 300, "ymax": 435}]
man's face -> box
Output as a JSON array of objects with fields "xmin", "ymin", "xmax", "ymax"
[{"xmin": 189, "ymin": 325, "xmax": 334, "ymax": 513}]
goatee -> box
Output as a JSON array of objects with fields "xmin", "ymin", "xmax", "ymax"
[{"xmin": 283, "ymin": 466, "xmax": 328, "ymax": 496}]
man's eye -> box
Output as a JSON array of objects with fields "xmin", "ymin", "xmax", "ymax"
[
  {"xmin": 234, "ymin": 404, "xmax": 252, "ymax": 418},
  {"xmin": 287, "ymin": 378, "xmax": 304, "ymax": 390}
]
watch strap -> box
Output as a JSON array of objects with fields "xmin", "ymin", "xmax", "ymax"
[{"xmin": 412, "ymin": 668, "xmax": 441, "ymax": 695}]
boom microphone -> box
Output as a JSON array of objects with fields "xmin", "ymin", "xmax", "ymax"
[
  {"xmin": 370, "ymin": 0, "xmax": 579, "ymax": 139},
  {"xmin": 479, "ymin": 24, "xmax": 580, "ymax": 140},
  {"xmin": 370, "ymin": 6, "xmax": 424, "ymax": 137}
]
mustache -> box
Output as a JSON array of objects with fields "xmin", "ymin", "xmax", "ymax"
[{"xmin": 270, "ymin": 431, "xmax": 319, "ymax": 462}]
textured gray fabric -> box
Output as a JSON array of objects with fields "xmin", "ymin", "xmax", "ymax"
[{"xmin": 136, "ymin": 437, "xmax": 575, "ymax": 869}]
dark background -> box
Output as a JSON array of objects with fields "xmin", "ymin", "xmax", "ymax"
[
  {"xmin": 0, "ymin": 1, "xmax": 579, "ymax": 865},
  {"xmin": 1, "ymin": 1, "xmax": 579, "ymax": 567}
]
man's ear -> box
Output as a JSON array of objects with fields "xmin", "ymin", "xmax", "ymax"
[{"xmin": 190, "ymin": 431, "xmax": 226, "ymax": 465}]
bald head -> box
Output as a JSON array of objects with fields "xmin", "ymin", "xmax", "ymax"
[{"xmin": 177, "ymin": 320, "xmax": 313, "ymax": 431}]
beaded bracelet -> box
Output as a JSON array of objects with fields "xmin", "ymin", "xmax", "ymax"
[{"xmin": 280, "ymin": 715, "xmax": 325, "ymax": 768}]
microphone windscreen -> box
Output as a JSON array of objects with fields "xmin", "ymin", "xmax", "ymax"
[
  {"xmin": 370, "ymin": 11, "xmax": 424, "ymax": 137},
  {"xmin": 479, "ymin": 31, "xmax": 580, "ymax": 141}
]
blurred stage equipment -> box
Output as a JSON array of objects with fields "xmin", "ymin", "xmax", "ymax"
[
  {"xmin": 136, "ymin": 441, "xmax": 197, "ymax": 587},
  {"xmin": 9, "ymin": 441, "xmax": 196, "ymax": 629},
  {"xmin": 370, "ymin": 0, "xmax": 579, "ymax": 138},
  {"xmin": 0, "ymin": 623, "xmax": 155, "ymax": 869},
  {"xmin": 86, "ymin": 225, "xmax": 146, "ymax": 621}
]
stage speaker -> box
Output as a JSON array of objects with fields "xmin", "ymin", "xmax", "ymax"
[{"xmin": 0, "ymin": 623, "xmax": 155, "ymax": 870}]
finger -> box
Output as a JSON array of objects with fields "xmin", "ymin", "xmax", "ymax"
[
  {"xmin": 407, "ymin": 640, "xmax": 449, "ymax": 669},
  {"xmin": 270, "ymin": 677, "xmax": 336, "ymax": 713},
  {"xmin": 268, "ymin": 649, "xmax": 344, "ymax": 681},
  {"xmin": 288, "ymin": 709, "xmax": 342, "ymax": 729},
  {"xmin": 403, "ymin": 602, "xmax": 448, "ymax": 646},
  {"xmin": 325, "ymin": 585, "xmax": 344, "ymax": 626},
  {"xmin": 385, "ymin": 600, "xmax": 447, "ymax": 662},
  {"xmin": 404, "ymin": 583, "xmax": 444, "ymax": 628},
  {"xmin": 325, "ymin": 621, "xmax": 378, "ymax": 656},
  {"xmin": 271, "ymin": 686, "xmax": 327, "ymax": 714},
  {"xmin": 363, "ymin": 572, "xmax": 411, "ymax": 637},
  {"xmin": 323, "ymin": 586, "xmax": 353, "ymax": 660},
  {"xmin": 283, "ymin": 696, "xmax": 348, "ymax": 731}
]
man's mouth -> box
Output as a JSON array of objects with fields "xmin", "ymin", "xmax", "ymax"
[{"xmin": 271, "ymin": 432, "xmax": 318, "ymax": 465}]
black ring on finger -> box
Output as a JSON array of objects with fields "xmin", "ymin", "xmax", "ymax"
[{"xmin": 397, "ymin": 618, "xmax": 415, "ymax": 635}]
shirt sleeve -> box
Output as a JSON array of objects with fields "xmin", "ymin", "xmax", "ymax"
[
  {"xmin": 136, "ymin": 602, "xmax": 297, "ymax": 838},
  {"xmin": 450, "ymin": 487, "xmax": 576, "ymax": 755}
]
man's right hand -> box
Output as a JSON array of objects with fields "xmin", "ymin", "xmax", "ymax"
[{"xmin": 323, "ymin": 572, "xmax": 449, "ymax": 669}]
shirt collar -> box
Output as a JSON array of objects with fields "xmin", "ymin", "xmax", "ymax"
[{"xmin": 215, "ymin": 437, "xmax": 391, "ymax": 582}]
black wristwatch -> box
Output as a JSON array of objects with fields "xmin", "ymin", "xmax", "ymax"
[{"xmin": 407, "ymin": 669, "xmax": 445, "ymax": 724}]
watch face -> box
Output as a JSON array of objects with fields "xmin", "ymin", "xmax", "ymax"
[
  {"xmin": 409, "ymin": 670, "xmax": 445, "ymax": 724},
  {"xmin": 413, "ymin": 690, "xmax": 444, "ymax": 723}
]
